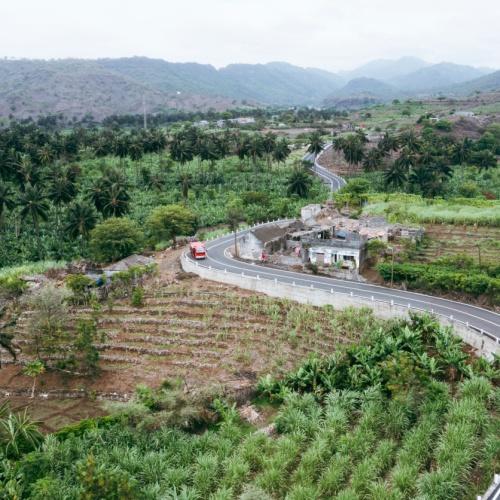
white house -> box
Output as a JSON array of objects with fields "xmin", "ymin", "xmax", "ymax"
[{"xmin": 304, "ymin": 230, "xmax": 366, "ymax": 270}]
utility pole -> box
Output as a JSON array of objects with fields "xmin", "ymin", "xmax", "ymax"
[
  {"xmin": 388, "ymin": 246, "xmax": 395, "ymax": 288},
  {"xmin": 143, "ymin": 94, "xmax": 147, "ymax": 131}
]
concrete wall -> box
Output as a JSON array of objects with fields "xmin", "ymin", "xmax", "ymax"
[
  {"xmin": 237, "ymin": 232, "xmax": 263, "ymax": 260},
  {"xmin": 182, "ymin": 255, "xmax": 499, "ymax": 360}
]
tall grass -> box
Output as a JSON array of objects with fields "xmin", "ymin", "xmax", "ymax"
[
  {"xmin": 364, "ymin": 193, "xmax": 500, "ymax": 226},
  {"xmin": 0, "ymin": 260, "xmax": 66, "ymax": 279},
  {"xmin": 416, "ymin": 377, "xmax": 493, "ymax": 499}
]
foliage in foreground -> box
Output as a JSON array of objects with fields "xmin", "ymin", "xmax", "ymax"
[{"xmin": 0, "ymin": 313, "xmax": 498, "ymax": 499}]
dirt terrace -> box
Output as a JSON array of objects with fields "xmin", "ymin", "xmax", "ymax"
[
  {"xmin": 416, "ymin": 224, "xmax": 500, "ymax": 266},
  {"xmin": 1, "ymin": 249, "xmax": 369, "ymax": 429}
]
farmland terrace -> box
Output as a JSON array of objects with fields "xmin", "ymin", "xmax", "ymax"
[{"xmin": 1, "ymin": 253, "xmax": 374, "ymax": 429}]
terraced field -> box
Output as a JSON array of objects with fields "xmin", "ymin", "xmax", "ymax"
[
  {"xmin": 416, "ymin": 224, "xmax": 500, "ymax": 265},
  {"xmin": 3, "ymin": 275, "xmax": 371, "ymax": 407}
]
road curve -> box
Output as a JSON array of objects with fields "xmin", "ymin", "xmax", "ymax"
[{"xmin": 194, "ymin": 145, "xmax": 500, "ymax": 341}]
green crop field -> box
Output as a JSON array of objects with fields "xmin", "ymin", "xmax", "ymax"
[
  {"xmin": 2, "ymin": 313, "xmax": 498, "ymax": 499},
  {"xmin": 363, "ymin": 194, "xmax": 500, "ymax": 226}
]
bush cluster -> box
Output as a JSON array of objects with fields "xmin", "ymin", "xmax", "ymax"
[{"xmin": 377, "ymin": 262, "xmax": 500, "ymax": 300}]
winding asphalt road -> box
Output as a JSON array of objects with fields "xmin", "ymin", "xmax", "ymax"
[{"xmin": 194, "ymin": 146, "xmax": 500, "ymax": 341}]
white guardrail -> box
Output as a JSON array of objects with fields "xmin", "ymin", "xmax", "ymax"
[
  {"xmin": 183, "ymin": 224, "xmax": 499, "ymax": 359},
  {"xmin": 479, "ymin": 474, "xmax": 500, "ymax": 500}
]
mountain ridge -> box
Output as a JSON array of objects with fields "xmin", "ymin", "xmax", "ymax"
[{"xmin": 0, "ymin": 56, "xmax": 497, "ymax": 118}]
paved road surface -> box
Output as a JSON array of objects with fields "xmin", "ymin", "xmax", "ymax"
[{"xmin": 195, "ymin": 145, "xmax": 500, "ymax": 340}]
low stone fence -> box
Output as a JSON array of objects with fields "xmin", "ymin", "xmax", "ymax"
[{"xmin": 182, "ymin": 254, "xmax": 499, "ymax": 360}]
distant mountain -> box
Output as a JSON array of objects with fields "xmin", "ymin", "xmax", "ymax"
[
  {"xmin": 218, "ymin": 62, "xmax": 344, "ymax": 105},
  {"xmin": 101, "ymin": 58, "xmax": 344, "ymax": 105},
  {"xmin": 341, "ymin": 57, "xmax": 430, "ymax": 81},
  {"xmin": 0, "ymin": 57, "xmax": 347, "ymax": 118},
  {"xmin": 0, "ymin": 59, "xmax": 240, "ymax": 120},
  {"xmin": 0, "ymin": 56, "xmax": 497, "ymax": 118},
  {"xmin": 443, "ymin": 70, "xmax": 500, "ymax": 95},
  {"xmin": 98, "ymin": 57, "xmax": 227, "ymax": 96},
  {"xmin": 323, "ymin": 77, "xmax": 400, "ymax": 107},
  {"xmin": 390, "ymin": 62, "xmax": 493, "ymax": 91}
]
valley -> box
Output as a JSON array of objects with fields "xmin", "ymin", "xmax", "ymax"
[{"xmin": 0, "ymin": 42, "xmax": 499, "ymax": 500}]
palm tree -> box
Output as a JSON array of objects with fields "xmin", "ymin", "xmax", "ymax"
[
  {"xmin": 262, "ymin": 132, "xmax": 277, "ymax": 168},
  {"xmin": 342, "ymin": 135, "xmax": 365, "ymax": 166},
  {"xmin": 307, "ymin": 131, "xmax": 324, "ymax": 161},
  {"xmin": 384, "ymin": 162, "xmax": 408, "ymax": 189},
  {"xmin": 10, "ymin": 153, "xmax": 40, "ymax": 190},
  {"xmin": 399, "ymin": 130, "xmax": 421, "ymax": 153},
  {"xmin": 177, "ymin": 172, "xmax": 193, "ymax": 201},
  {"xmin": 333, "ymin": 136, "xmax": 345, "ymax": 153},
  {"xmin": 128, "ymin": 140, "xmax": 144, "ymax": 162},
  {"xmin": 272, "ymin": 138, "xmax": 291, "ymax": 166},
  {"xmin": 452, "ymin": 138, "xmax": 473, "ymax": 165},
  {"xmin": 409, "ymin": 164, "xmax": 435, "ymax": 196},
  {"xmin": 362, "ymin": 149, "xmax": 383, "ymax": 172},
  {"xmin": 23, "ymin": 360, "xmax": 45, "ymax": 398},
  {"xmin": 99, "ymin": 183, "xmax": 130, "ymax": 217},
  {"xmin": 18, "ymin": 183, "xmax": 49, "ymax": 237},
  {"xmin": 65, "ymin": 201, "xmax": 97, "ymax": 239},
  {"xmin": 471, "ymin": 150, "xmax": 497, "ymax": 170},
  {"xmin": 89, "ymin": 169, "xmax": 130, "ymax": 217},
  {"xmin": 397, "ymin": 147, "xmax": 417, "ymax": 170},
  {"xmin": 0, "ymin": 182, "xmax": 15, "ymax": 218},
  {"xmin": 378, "ymin": 132, "xmax": 399, "ymax": 154},
  {"xmin": 248, "ymin": 135, "xmax": 265, "ymax": 167},
  {"xmin": 113, "ymin": 134, "xmax": 131, "ymax": 164},
  {"xmin": 37, "ymin": 145, "xmax": 55, "ymax": 166},
  {"xmin": 234, "ymin": 134, "xmax": 250, "ymax": 167},
  {"xmin": 287, "ymin": 168, "xmax": 313, "ymax": 198},
  {"xmin": 169, "ymin": 134, "xmax": 194, "ymax": 166},
  {"xmin": 226, "ymin": 206, "xmax": 245, "ymax": 257},
  {"xmin": 47, "ymin": 167, "xmax": 77, "ymax": 207},
  {"xmin": 356, "ymin": 129, "xmax": 369, "ymax": 144}
]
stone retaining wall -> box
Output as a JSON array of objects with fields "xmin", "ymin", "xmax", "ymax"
[{"xmin": 182, "ymin": 255, "xmax": 499, "ymax": 360}]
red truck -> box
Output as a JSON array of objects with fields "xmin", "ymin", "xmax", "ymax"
[{"xmin": 189, "ymin": 241, "xmax": 207, "ymax": 260}]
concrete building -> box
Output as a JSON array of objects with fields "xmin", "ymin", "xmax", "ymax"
[
  {"xmin": 301, "ymin": 204, "xmax": 322, "ymax": 225},
  {"xmin": 229, "ymin": 117, "xmax": 256, "ymax": 125},
  {"xmin": 236, "ymin": 221, "xmax": 302, "ymax": 260},
  {"xmin": 103, "ymin": 254, "xmax": 155, "ymax": 274},
  {"xmin": 302, "ymin": 230, "xmax": 367, "ymax": 270}
]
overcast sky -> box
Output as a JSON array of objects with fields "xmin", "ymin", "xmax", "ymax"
[{"xmin": 1, "ymin": 0, "xmax": 498, "ymax": 71}]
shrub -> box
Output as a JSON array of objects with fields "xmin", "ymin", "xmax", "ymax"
[
  {"xmin": 65, "ymin": 274, "xmax": 95, "ymax": 305},
  {"xmin": 131, "ymin": 286, "xmax": 144, "ymax": 307},
  {"xmin": 377, "ymin": 262, "xmax": 500, "ymax": 299},
  {"xmin": 434, "ymin": 120, "xmax": 452, "ymax": 131},
  {"xmin": 241, "ymin": 191, "xmax": 270, "ymax": 206},
  {"xmin": 146, "ymin": 204, "xmax": 196, "ymax": 247},
  {"xmin": 110, "ymin": 264, "xmax": 157, "ymax": 297},
  {"xmin": 89, "ymin": 217, "xmax": 144, "ymax": 263},
  {"xmin": 23, "ymin": 284, "xmax": 71, "ymax": 363},
  {"xmin": 0, "ymin": 276, "xmax": 27, "ymax": 299}
]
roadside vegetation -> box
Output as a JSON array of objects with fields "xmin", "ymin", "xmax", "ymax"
[
  {"xmin": 377, "ymin": 254, "xmax": 500, "ymax": 303},
  {"xmin": 1, "ymin": 313, "xmax": 498, "ymax": 499}
]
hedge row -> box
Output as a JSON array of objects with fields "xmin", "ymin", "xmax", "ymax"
[{"xmin": 377, "ymin": 262, "xmax": 500, "ymax": 299}]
